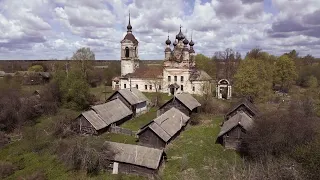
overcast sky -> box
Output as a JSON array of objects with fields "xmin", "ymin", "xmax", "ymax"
[{"xmin": 0, "ymin": 0, "xmax": 319, "ymax": 60}]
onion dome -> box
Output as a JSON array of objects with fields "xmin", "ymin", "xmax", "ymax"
[
  {"xmin": 176, "ymin": 25, "xmax": 185, "ymax": 40},
  {"xmin": 189, "ymin": 39, "xmax": 194, "ymax": 46},
  {"xmin": 127, "ymin": 13, "xmax": 132, "ymax": 32},
  {"xmin": 165, "ymin": 36, "xmax": 171, "ymax": 45},
  {"xmin": 183, "ymin": 38, "xmax": 189, "ymax": 45},
  {"xmin": 173, "ymin": 40, "xmax": 178, "ymax": 46}
]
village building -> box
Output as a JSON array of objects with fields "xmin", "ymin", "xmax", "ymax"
[
  {"xmin": 216, "ymin": 79, "xmax": 232, "ymax": 99},
  {"xmin": 107, "ymin": 88, "xmax": 149, "ymax": 116},
  {"xmin": 104, "ymin": 141, "xmax": 166, "ymax": 177},
  {"xmin": 216, "ymin": 111, "xmax": 254, "ymax": 150},
  {"xmin": 74, "ymin": 99, "xmax": 133, "ymax": 135},
  {"xmin": 0, "ymin": 71, "xmax": 5, "ymax": 78},
  {"xmin": 138, "ymin": 107, "xmax": 190, "ymax": 149},
  {"xmin": 112, "ymin": 14, "xmax": 213, "ymax": 96},
  {"xmin": 157, "ymin": 92, "xmax": 201, "ymax": 116},
  {"xmin": 225, "ymin": 99, "xmax": 259, "ymax": 121}
]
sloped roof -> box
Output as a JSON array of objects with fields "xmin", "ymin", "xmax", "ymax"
[
  {"xmin": 226, "ymin": 99, "xmax": 259, "ymax": 118},
  {"xmin": 140, "ymin": 107, "xmax": 190, "ymax": 142},
  {"xmin": 91, "ymin": 99, "xmax": 133, "ymax": 126},
  {"xmin": 218, "ymin": 111, "xmax": 254, "ymax": 137},
  {"xmin": 121, "ymin": 33, "xmax": 139, "ymax": 45},
  {"xmin": 104, "ymin": 141, "xmax": 164, "ymax": 169},
  {"xmin": 110, "ymin": 88, "xmax": 149, "ymax": 105},
  {"xmin": 189, "ymin": 70, "xmax": 212, "ymax": 81},
  {"xmin": 81, "ymin": 110, "xmax": 106, "ymax": 130},
  {"xmin": 125, "ymin": 65, "xmax": 163, "ymax": 79},
  {"xmin": 175, "ymin": 93, "xmax": 201, "ymax": 111}
]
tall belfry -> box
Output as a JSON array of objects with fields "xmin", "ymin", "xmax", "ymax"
[{"xmin": 120, "ymin": 12, "xmax": 139, "ymax": 76}]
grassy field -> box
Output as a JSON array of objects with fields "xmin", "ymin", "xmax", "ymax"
[
  {"xmin": 90, "ymin": 85, "xmax": 114, "ymax": 102},
  {"xmin": 121, "ymin": 108, "xmax": 157, "ymax": 131}
]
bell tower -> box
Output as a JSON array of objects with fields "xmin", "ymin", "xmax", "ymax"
[{"xmin": 120, "ymin": 13, "xmax": 139, "ymax": 76}]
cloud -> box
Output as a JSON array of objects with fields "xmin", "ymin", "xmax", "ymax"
[{"xmin": 0, "ymin": 0, "xmax": 319, "ymax": 59}]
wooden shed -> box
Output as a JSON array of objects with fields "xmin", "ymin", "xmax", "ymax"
[
  {"xmin": 158, "ymin": 92, "xmax": 201, "ymax": 116},
  {"xmin": 74, "ymin": 99, "xmax": 133, "ymax": 135},
  {"xmin": 216, "ymin": 111, "xmax": 254, "ymax": 150},
  {"xmin": 104, "ymin": 141, "xmax": 166, "ymax": 177},
  {"xmin": 138, "ymin": 107, "xmax": 190, "ymax": 149},
  {"xmin": 107, "ymin": 88, "xmax": 149, "ymax": 116},
  {"xmin": 225, "ymin": 99, "xmax": 259, "ymax": 121}
]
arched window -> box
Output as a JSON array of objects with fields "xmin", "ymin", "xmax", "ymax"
[
  {"xmin": 125, "ymin": 47, "xmax": 129, "ymax": 58},
  {"xmin": 135, "ymin": 47, "xmax": 137, "ymax": 57}
]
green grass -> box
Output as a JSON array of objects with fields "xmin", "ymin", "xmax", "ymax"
[
  {"xmin": 121, "ymin": 108, "xmax": 157, "ymax": 131},
  {"xmin": 143, "ymin": 92, "xmax": 172, "ymax": 102},
  {"xmin": 160, "ymin": 115, "xmax": 240, "ymax": 180},
  {"xmin": 90, "ymin": 85, "xmax": 114, "ymax": 102}
]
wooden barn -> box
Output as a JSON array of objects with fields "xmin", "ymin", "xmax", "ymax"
[
  {"xmin": 74, "ymin": 99, "xmax": 133, "ymax": 135},
  {"xmin": 138, "ymin": 107, "xmax": 190, "ymax": 149},
  {"xmin": 216, "ymin": 111, "xmax": 254, "ymax": 150},
  {"xmin": 158, "ymin": 92, "xmax": 201, "ymax": 116},
  {"xmin": 107, "ymin": 88, "xmax": 149, "ymax": 116},
  {"xmin": 225, "ymin": 99, "xmax": 259, "ymax": 121},
  {"xmin": 104, "ymin": 141, "xmax": 166, "ymax": 177}
]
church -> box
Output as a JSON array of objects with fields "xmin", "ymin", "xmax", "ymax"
[{"xmin": 112, "ymin": 15, "xmax": 213, "ymax": 96}]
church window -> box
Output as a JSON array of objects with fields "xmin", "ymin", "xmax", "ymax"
[
  {"xmin": 181, "ymin": 76, "xmax": 184, "ymax": 82},
  {"xmin": 136, "ymin": 84, "xmax": 138, "ymax": 89},
  {"xmin": 181, "ymin": 85, "xmax": 184, "ymax": 91},
  {"xmin": 135, "ymin": 47, "xmax": 137, "ymax": 57},
  {"xmin": 149, "ymin": 85, "xmax": 152, "ymax": 90},
  {"xmin": 174, "ymin": 76, "xmax": 177, "ymax": 82},
  {"xmin": 125, "ymin": 47, "xmax": 129, "ymax": 57},
  {"xmin": 192, "ymin": 86, "xmax": 195, "ymax": 92},
  {"xmin": 145, "ymin": 85, "xmax": 147, "ymax": 90},
  {"xmin": 159, "ymin": 85, "xmax": 161, "ymax": 90},
  {"xmin": 168, "ymin": 76, "xmax": 171, "ymax": 82},
  {"xmin": 124, "ymin": 84, "xmax": 127, "ymax": 88}
]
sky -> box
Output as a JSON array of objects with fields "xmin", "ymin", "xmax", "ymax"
[{"xmin": 0, "ymin": 0, "xmax": 320, "ymax": 60}]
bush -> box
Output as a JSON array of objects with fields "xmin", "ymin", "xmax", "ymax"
[
  {"xmin": 0, "ymin": 131, "xmax": 10, "ymax": 148},
  {"xmin": 198, "ymin": 96, "xmax": 229, "ymax": 115},
  {"xmin": 24, "ymin": 170, "xmax": 47, "ymax": 180},
  {"xmin": 28, "ymin": 65, "xmax": 44, "ymax": 72},
  {"xmin": 0, "ymin": 161, "xmax": 17, "ymax": 179}
]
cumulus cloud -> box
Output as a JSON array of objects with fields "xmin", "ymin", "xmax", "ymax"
[{"xmin": 0, "ymin": 0, "xmax": 319, "ymax": 59}]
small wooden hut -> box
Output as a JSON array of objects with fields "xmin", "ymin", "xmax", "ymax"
[
  {"xmin": 107, "ymin": 88, "xmax": 149, "ymax": 116},
  {"xmin": 225, "ymin": 99, "xmax": 259, "ymax": 121},
  {"xmin": 216, "ymin": 111, "xmax": 254, "ymax": 150},
  {"xmin": 74, "ymin": 99, "xmax": 133, "ymax": 135},
  {"xmin": 138, "ymin": 107, "xmax": 190, "ymax": 149},
  {"xmin": 158, "ymin": 92, "xmax": 201, "ymax": 116},
  {"xmin": 104, "ymin": 141, "xmax": 166, "ymax": 177}
]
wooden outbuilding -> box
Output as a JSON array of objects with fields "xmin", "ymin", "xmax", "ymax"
[
  {"xmin": 225, "ymin": 99, "xmax": 259, "ymax": 121},
  {"xmin": 74, "ymin": 99, "xmax": 133, "ymax": 135},
  {"xmin": 104, "ymin": 141, "xmax": 166, "ymax": 177},
  {"xmin": 138, "ymin": 107, "xmax": 190, "ymax": 149},
  {"xmin": 158, "ymin": 92, "xmax": 201, "ymax": 116},
  {"xmin": 216, "ymin": 111, "xmax": 254, "ymax": 150},
  {"xmin": 108, "ymin": 88, "xmax": 149, "ymax": 116}
]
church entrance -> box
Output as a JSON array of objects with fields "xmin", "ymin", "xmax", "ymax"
[
  {"xmin": 170, "ymin": 87, "xmax": 175, "ymax": 95},
  {"xmin": 216, "ymin": 79, "xmax": 232, "ymax": 99},
  {"xmin": 168, "ymin": 83, "xmax": 180, "ymax": 96}
]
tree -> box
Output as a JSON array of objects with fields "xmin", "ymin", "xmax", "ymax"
[
  {"xmin": 28, "ymin": 65, "xmax": 44, "ymax": 72},
  {"xmin": 214, "ymin": 48, "xmax": 241, "ymax": 79},
  {"xmin": 195, "ymin": 54, "xmax": 216, "ymax": 79},
  {"xmin": 273, "ymin": 55, "xmax": 298, "ymax": 92},
  {"xmin": 234, "ymin": 58, "xmax": 273, "ymax": 102},
  {"xmin": 71, "ymin": 47, "xmax": 95, "ymax": 78},
  {"xmin": 306, "ymin": 76, "xmax": 318, "ymax": 89}
]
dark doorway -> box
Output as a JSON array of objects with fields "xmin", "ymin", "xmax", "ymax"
[
  {"xmin": 221, "ymin": 87, "xmax": 228, "ymax": 99},
  {"xmin": 170, "ymin": 87, "xmax": 175, "ymax": 95},
  {"xmin": 125, "ymin": 47, "xmax": 129, "ymax": 57}
]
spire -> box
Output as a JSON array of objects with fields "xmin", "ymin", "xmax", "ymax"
[
  {"xmin": 127, "ymin": 11, "xmax": 132, "ymax": 32},
  {"xmin": 189, "ymin": 31, "xmax": 194, "ymax": 46}
]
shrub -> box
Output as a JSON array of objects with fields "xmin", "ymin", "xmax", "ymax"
[
  {"xmin": 198, "ymin": 96, "xmax": 229, "ymax": 115},
  {"xmin": 0, "ymin": 131, "xmax": 10, "ymax": 148},
  {"xmin": 0, "ymin": 161, "xmax": 17, "ymax": 179},
  {"xmin": 28, "ymin": 65, "xmax": 44, "ymax": 72},
  {"xmin": 24, "ymin": 170, "xmax": 47, "ymax": 180}
]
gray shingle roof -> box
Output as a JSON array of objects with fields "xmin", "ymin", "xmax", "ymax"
[
  {"xmin": 81, "ymin": 110, "xmax": 106, "ymax": 130},
  {"xmin": 189, "ymin": 70, "xmax": 212, "ymax": 81},
  {"xmin": 117, "ymin": 88, "xmax": 149, "ymax": 105},
  {"xmin": 218, "ymin": 111, "xmax": 253, "ymax": 137},
  {"xmin": 104, "ymin": 141, "xmax": 163, "ymax": 169},
  {"xmin": 226, "ymin": 99, "xmax": 259, "ymax": 118},
  {"xmin": 175, "ymin": 93, "xmax": 201, "ymax": 111},
  {"xmin": 145, "ymin": 107, "xmax": 190, "ymax": 142},
  {"xmin": 92, "ymin": 99, "xmax": 133, "ymax": 126}
]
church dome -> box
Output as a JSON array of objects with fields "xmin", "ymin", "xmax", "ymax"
[
  {"xmin": 127, "ymin": 24, "xmax": 132, "ymax": 31},
  {"xmin": 173, "ymin": 40, "xmax": 178, "ymax": 46},
  {"xmin": 189, "ymin": 39, "xmax": 194, "ymax": 46},
  {"xmin": 183, "ymin": 38, "xmax": 189, "ymax": 45},
  {"xmin": 166, "ymin": 36, "xmax": 171, "ymax": 45},
  {"xmin": 176, "ymin": 26, "xmax": 185, "ymax": 40}
]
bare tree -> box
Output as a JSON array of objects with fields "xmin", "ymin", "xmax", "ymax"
[
  {"xmin": 214, "ymin": 48, "xmax": 241, "ymax": 79},
  {"xmin": 71, "ymin": 47, "xmax": 95, "ymax": 78}
]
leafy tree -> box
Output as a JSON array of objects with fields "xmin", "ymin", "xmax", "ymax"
[
  {"xmin": 306, "ymin": 76, "xmax": 318, "ymax": 88},
  {"xmin": 71, "ymin": 47, "xmax": 95, "ymax": 78},
  {"xmin": 273, "ymin": 55, "xmax": 298, "ymax": 92},
  {"xmin": 28, "ymin": 65, "xmax": 44, "ymax": 72},
  {"xmin": 195, "ymin": 54, "xmax": 216, "ymax": 79},
  {"xmin": 234, "ymin": 58, "xmax": 273, "ymax": 102}
]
